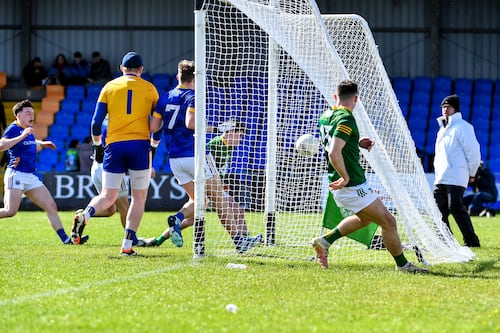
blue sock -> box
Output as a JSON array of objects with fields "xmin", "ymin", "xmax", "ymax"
[
  {"xmin": 57, "ymin": 228, "xmax": 71, "ymax": 244},
  {"xmin": 176, "ymin": 212, "xmax": 185, "ymax": 222},
  {"xmin": 126, "ymin": 228, "xmax": 138, "ymax": 245},
  {"xmin": 87, "ymin": 206, "xmax": 96, "ymax": 217}
]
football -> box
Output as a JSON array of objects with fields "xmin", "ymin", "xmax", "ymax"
[{"xmin": 295, "ymin": 134, "xmax": 319, "ymax": 157}]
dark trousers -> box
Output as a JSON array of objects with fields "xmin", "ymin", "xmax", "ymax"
[
  {"xmin": 463, "ymin": 192, "xmax": 495, "ymax": 216},
  {"xmin": 433, "ymin": 184, "xmax": 481, "ymax": 247}
]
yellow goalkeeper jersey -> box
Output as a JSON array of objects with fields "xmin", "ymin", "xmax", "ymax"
[{"xmin": 97, "ymin": 74, "xmax": 159, "ymax": 144}]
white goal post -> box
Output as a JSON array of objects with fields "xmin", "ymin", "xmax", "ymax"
[{"xmin": 193, "ymin": 0, "xmax": 474, "ymax": 264}]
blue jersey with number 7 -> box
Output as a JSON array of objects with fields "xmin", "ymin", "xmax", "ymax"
[{"xmin": 152, "ymin": 86, "xmax": 195, "ymax": 158}]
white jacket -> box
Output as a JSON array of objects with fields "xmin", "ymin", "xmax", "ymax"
[{"xmin": 433, "ymin": 112, "xmax": 481, "ymax": 188}]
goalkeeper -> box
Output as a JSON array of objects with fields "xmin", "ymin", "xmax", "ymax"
[
  {"xmin": 138, "ymin": 60, "xmax": 261, "ymax": 253},
  {"xmin": 311, "ymin": 80, "xmax": 428, "ymax": 273},
  {"xmin": 142, "ymin": 116, "xmax": 262, "ymax": 253}
]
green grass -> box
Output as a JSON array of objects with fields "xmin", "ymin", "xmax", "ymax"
[{"xmin": 0, "ymin": 212, "xmax": 499, "ymax": 333}]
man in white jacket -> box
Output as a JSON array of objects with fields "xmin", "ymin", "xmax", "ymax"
[{"xmin": 433, "ymin": 94, "xmax": 481, "ymax": 247}]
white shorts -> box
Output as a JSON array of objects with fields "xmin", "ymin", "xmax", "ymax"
[
  {"xmin": 330, "ymin": 181, "xmax": 378, "ymax": 214},
  {"xmin": 4, "ymin": 168, "xmax": 44, "ymax": 192},
  {"xmin": 170, "ymin": 156, "xmax": 214, "ymax": 186},
  {"xmin": 103, "ymin": 169, "xmax": 150, "ymax": 191},
  {"xmin": 91, "ymin": 162, "xmax": 128, "ymax": 198}
]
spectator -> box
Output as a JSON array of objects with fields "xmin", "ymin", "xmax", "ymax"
[
  {"xmin": 464, "ymin": 162, "xmax": 498, "ymax": 217},
  {"xmin": 47, "ymin": 53, "xmax": 72, "ymax": 86},
  {"xmin": 65, "ymin": 139, "xmax": 80, "ymax": 171},
  {"xmin": 69, "ymin": 51, "xmax": 91, "ymax": 85},
  {"xmin": 89, "ymin": 51, "xmax": 112, "ymax": 84},
  {"xmin": 433, "ymin": 94, "xmax": 481, "ymax": 247},
  {"xmin": 78, "ymin": 136, "xmax": 93, "ymax": 173},
  {"xmin": 22, "ymin": 57, "xmax": 48, "ymax": 88}
]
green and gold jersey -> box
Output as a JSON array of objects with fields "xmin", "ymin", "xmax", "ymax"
[
  {"xmin": 206, "ymin": 135, "xmax": 233, "ymax": 177},
  {"xmin": 318, "ymin": 106, "xmax": 366, "ymax": 187}
]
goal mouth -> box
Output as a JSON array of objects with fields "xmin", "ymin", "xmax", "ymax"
[{"xmin": 193, "ymin": 0, "xmax": 474, "ymax": 265}]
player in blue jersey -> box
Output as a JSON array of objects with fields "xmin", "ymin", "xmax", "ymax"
[
  {"xmin": 144, "ymin": 61, "xmax": 262, "ymax": 253},
  {"xmin": 0, "ymin": 100, "xmax": 85, "ymax": 244},
  {"xmin": 71, "ymin": 52, "xmax": 159, "ymax": 256}
]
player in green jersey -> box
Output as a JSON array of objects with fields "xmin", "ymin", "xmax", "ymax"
[
  {"xmin": 312, "ymin": 80, "xmax": 428, "ymax": 273},
  {"xmin": 140, "ymin": 119, "xmax": 262, "ymax": 253}
]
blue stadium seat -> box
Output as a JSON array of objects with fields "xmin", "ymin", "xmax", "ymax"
[
  {"xmin": 409, "ymin": 104, "xmax": 430, "ymax": 120},
  {"xmin": 75, "ymin": 112, "xmax": 92, "ymax": 128},
  {"xmin": 141, "ymin": 72, "xmax": 151, "ymax": 82},
  {"xmin": 86, "ymin": 84, "xmax": 103, "ymax": 100},
  {"xmin": 54, "ymin": 111, "xmax": 75, "ymax": 124},
  {"xmin": 38, "ymin": 149, "xmax": 60, "ymax": 164},
  {"xmin": 396, "ymin": 91, "xmax": 410, "ymax": 106},
  {"xmin": 36, "ymin": 161, "xmax": 54, "ymax": 172},
  {"xmin": 476, "ymin": 130, "xmax": 489, "ymax": 147},
  {"xmin": 473, "ymin": 94, "xmax": 492, "ymax": 107},
  {"xmin": 81, "ymin": 99, "xmax": 97, "ymax": 114},
  {"xmin": 472, "ymin": 105, "xmax": 491, "ymax": 122},
  {"xmin": 46, "ymin": 137, "xmax": 66, "ymax": 151},
  {"xmin": 66, "ymin": 85, "xmax": 86, "ymax": 101},
  {"xmin": 475, "ymin": 79, "xmax": 493, "ymax": 95},
  {"xmin": 431, "ymin": 91, "xmax": 449, "ymax": 105},
  {"xmin": 393, "ymin": 77, "xmax": 412, "ymax": 94},
  {"xmin": 152, "ymin": 73, "xmax": 172, "ymax": 94},
  {"xmin": 71, "ymin": 124, "xmax": 91, "ymax": 139},
  {"xmin": 49, "ymin": 123, "xmax": 71, "ymax": 138},
  {"xmin": 433, "ymin": 76, "xmax": 452, "ymax": 94},
  {"xmin": 413, "ymin": 76, "xmax": 432, "ymax": 94},
  {"xmin": 454, "ymin": 78, "xmax": 473, "ymax": 96},
  {"xmin": 410, "ymin": 91, "xmax": 430, "ymax": 108},
  {"xmin": 411, "ymin": 130, "xmax": 426, "ymax": 149},
  {"xmin": 471, "ymin": 118, "xmax": 490, "ymax": 133},
  {"xmin": 60, "ymin": 99, "xmax": 80, "ymax": 113}
]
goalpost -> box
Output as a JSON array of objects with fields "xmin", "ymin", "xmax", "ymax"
[{"xmin": 193, "ymin": 0, "xmax": 474, "ymax": 264}]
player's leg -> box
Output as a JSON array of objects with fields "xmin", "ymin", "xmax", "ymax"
[
  {"xmin": 91, "ymin": 161, "xmax": 119, "ymax": 217},
  {"xmin": 120, "ymin": 168, "xmax": 150, "ymax": 255},
  {"xmin": 433, "ymin": 184, "xmax": 451, "ymax": 231},
  {"xmin": 206, "ymin": 175, "xmax": 238, "ymax": 237},
  {"xmin": 357, "ymin": 198, "xmax": 428, "ymax": 272},
  {"xmin": 115, "ymin": 195, "xmax": 129, "ymax": 228},
  {"xmin": 0, "ymin": 169, "xmax": 24, "ymax": 218},
  {"xmin": 448, "ymin": 185, "xmax": 480, "ymax": 247},
  {"xmin": 0, "ymin": 187, "xmax": 23, "ymax": 218},
  {"xmin": 356, "ymin": 198, "xmax": 402, "ymax": 257}
]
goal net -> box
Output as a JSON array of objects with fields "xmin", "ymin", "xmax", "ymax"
[{"xmin": 193, "ymin": 0, "xmax": 474, "ymax": 265}]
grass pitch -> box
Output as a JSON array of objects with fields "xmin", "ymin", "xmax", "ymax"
[{"xmin": 0, "ymin": 211, "xmax": 498, "ymax": 332}]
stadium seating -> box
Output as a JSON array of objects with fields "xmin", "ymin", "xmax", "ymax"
[
  {"xmin": 45, "ymin": 85, "xmax": 65, "ymax": 101},
  {"xmin": 86, "ymin": 84, "xmax": 103, "ymax": 100},
  {"xmin": 433, "ymin": 76, "xmax": 452, "ymax": 95},
  {"xmin": 66, "ymin": 85, "xmax": 86, "ymax": 101},
  {"xmin": 413, "ymin": 76, "xmax": 432, "ymax": 94},
  {"xmin": 60, "ymin": 99, "xmax": 80, "ymax": 113},
  {"xmin": 54, "ymin": 111, "xmax": 75, "ymax": 125},
  {"xmin": 0, "ymin": 71, "xmax": 7, "ymax": 89},
  {"xmin": 152, "ymin": 73, "xmax": 172, "ymax": 93},
  {"xmin": 393, "ymin": 77, "xmax": 412, "ymax": 94}
]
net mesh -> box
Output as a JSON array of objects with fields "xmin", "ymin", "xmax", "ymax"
[{"xmin": 196, "ymin": 0, "xmax": 473, "ymax": 264}]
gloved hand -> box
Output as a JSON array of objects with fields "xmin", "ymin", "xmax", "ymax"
[{"xmin": 93, "ymin": 144, "xmax": 105, "ymax": 163}]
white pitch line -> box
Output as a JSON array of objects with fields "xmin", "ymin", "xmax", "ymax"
[{"xmin": 0, "ymin": 263, "xmax": 186, "ymax": 307}]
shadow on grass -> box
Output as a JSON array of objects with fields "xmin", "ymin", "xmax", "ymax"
[{"xmin": 429, "ymin": 259, "xmax": 499, "ymax": 279}]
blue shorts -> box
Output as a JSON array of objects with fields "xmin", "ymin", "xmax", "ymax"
[{"xmin": 103, "ymin": 140, "xmax": 150, "ymax": 173}]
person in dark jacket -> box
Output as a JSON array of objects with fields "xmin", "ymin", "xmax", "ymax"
[
  {"xmin": 22, "ymin": 57, "xmax": 48, "ymax": 88},
  {"xmin": 464, "ymin": 162, "xmax": 498, "ymax": 217}
]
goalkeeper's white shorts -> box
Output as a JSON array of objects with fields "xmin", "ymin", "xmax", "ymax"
[
  {"xmin": 330, "ymin": 181, "xmax": 378, "ymax": 214},
  {"xmin": 91, "ymin": 162, "xmax": 128, "ymax": 197}
]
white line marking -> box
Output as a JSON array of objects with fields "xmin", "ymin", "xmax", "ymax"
[{"xmin": 0, "ymin": 263, "xmax": 186, "ymax": 307}]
